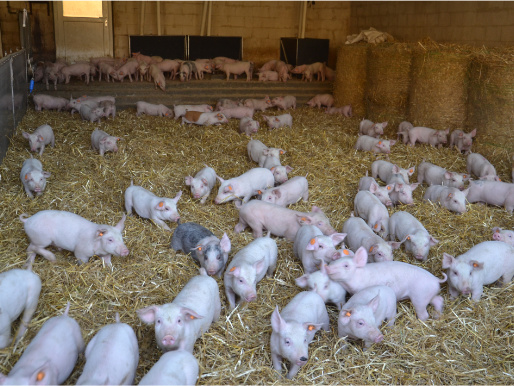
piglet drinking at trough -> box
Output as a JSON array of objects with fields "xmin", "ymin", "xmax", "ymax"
[
  {"xmin": 136, "ymin": 101, "xmax": 173, "ymax": 117},
  {"xmin": 450, "ymin": 128, "xmax": 477, "ymax": 154},
  {"xmin": 21, "ymin": 210, "xmax": 129, "ymax": 266},
  {"xmin": 22, "ymin": 124, "xmax": 55, "ymax": 156},
  {"xmin": 239, "ymin": 117, "xmax": 260, "ymax": 136},
  {"xmin": 185, "ymin": 165, "xmax": 217, "ymax": 204},
  {"xmin": 214, "ymin": 168, "xmax": 274, "ymax": 204},
  {"xmin": 0, "ymin": 267, "xmax": 41, "ymax": 349},
  {"xmin": 124, "ymin": 182, "xmax": 182, "ymax": 231},
  {"xmin": 91, "ymin": 128, "xmax": 120, "ymax": 156},
  {"xmin": 171, "ymin": 222, "xmax": 231, "ymax": 277},
  {"xmin": 270, "ymin": 291, "xmax": 329, "ymax": 379},
  {"xmin": 355, "ymin": 136, "xmax": 396, "ymax": 154},
  {"xmin": 263, "ymin": 113, "xmax": 293, "ymax": 129},
  {"xmin": 442, "ymin": 241, "xmax": 514, "ymax": 301},
  {"xmin": 137, "ymin": 268, "xmax": 221, "ymax": 353},
  {"xmin": 388, "ymin": 211, "xmax": 438, "ymax": 261},
  {"xmin": 359, "ymin": 119, "xmax": 388, "ymax": 138},
  {"xmin": 326, "ymin": 247, "xmax": 447, "ymax": 321},
  {"xmin": 138, "ymin": 350, "xmax": 198, "ymax": 386},
  {"xmin": 234, "ymin": 200, "xmax": 335, "ymax": 241},
  {"xmin": 259, "ymin": 176, "xmax": 309, "ymax": 207},
  {"xmin": 293, "ymin": 225, "xmax": 347, "ymax": 274},
  {"xmin": 295, "ymin": 261, "xmax": 347, "ymax": 310},
  {"xmin": 0, "ymin": 303, "xmax": 84, "ymax": 385},
  {"xmin": 224, "ymin": 234, "xmax": 277, "ymax": 309},
  {"xmin": 423, "ymin": 185, "xmax": 469, "ymax": 214},
  {"xmin": 338, "ymin": 285, "xmax": 397, "ymax": 350},
  {"xmin": 20, "ymin": 158, "xmax": 51, "ymax": 198},
  {"xmin": 76, "ymin": 313, "xmax": 139, "ymax": 386},
  {"xmin": 492, "ymin": 227, "xmax": 514, "ymax": 245}
]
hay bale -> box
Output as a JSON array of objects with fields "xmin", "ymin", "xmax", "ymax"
[
  {"xmin": 467, "ymin": 46, "xmax": 514, "ymax": 148},
  {"xmin": 366, "ymin": 43, "xmax": 413, "ymax": 136},
  {"xmin": 408, "ymin": 40, "xmax": 473, "ymax": 129},
  {"xmin": 333, "ymin": 43, "xmax": 369, "ymax": 117}
]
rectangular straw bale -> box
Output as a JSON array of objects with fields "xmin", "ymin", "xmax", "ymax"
[{"xmin": 333, "ymin": 43, "xmax": 369, "ymax": 118}]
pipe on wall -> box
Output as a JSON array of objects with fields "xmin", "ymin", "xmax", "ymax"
[
  {"xmin": 200, "ymin": 1, "xmax": 208, "ymax": 36},
  {"xmin": 207, "ymin": 1, "xmax": 212, "ymax": 37},
  {"xmin": 156, "ymin": 2, "xmax": 161, "ymax": 36},
  {"xmin": 301, "ymin": 1, "xmax": 307, "ymax": 39},
  {"xmin": 140, "ymin": 1, "xmax": 145, "ymax": 35}
]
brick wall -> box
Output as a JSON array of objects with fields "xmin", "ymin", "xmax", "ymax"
[
  {"xmin": 350, "ymin": 1, "xmax": 514, "ymax": 46},
  {"xmin": 113, "ymin": 1, "xmax": 351, "ymax": 68}
]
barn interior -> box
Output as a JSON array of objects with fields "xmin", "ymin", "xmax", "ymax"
[{"xmin": 0, "ymin": 1, "xmax": 513, "ymax": 385}]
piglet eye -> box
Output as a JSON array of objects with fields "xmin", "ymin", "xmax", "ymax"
[
  {"xmin": 453, "ymin": 271, "xmax": 458, "ymax": 276},
  {"xmin": 156, "ymin": 318, "xmax": 162, "ymax": 324}
]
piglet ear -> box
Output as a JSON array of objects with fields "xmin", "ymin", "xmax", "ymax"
[
  {"xmin": 389, "ymin": 140, "xmax": 397, "ymax": 146},
  {"xmin": 181, "ymin": 307, "xmax": 204, "ymax": 321},
  {"xmin": 442, "ymin": 253, "xmax": 455, "ymax": 269},
  {"xmin": 115, "ymin": 214, "xmax": 126, "ymax": 231},
  {"xmin": 303, "ymin": 322, "xmax": 323, "ymax": 334},
  {"xmin": 470, "ymin": 128, "xmax": 477, "ymax": 137},
  {"xmin": 22, "ymin": 131, "xmax": 30, "ymax": 139},
  {"xmin": 353, "ymin": 246, "xmax": 368, "ymax": 267},
  {"xmin": 227, "ymin": 266, "xmax": 240, "ymax": 277},
  {"xmin": 271, "ymin": 305, "xmax": 286, "ymax": 332},
  {"xmin": 201, "ymin": 177, "xmax": 208, "ymax": 185},
  {"xmin": 96, "ymin": 228, "xmax": 108, "ymax": 238},
  {"xmin": 38, "ymin": 135, "xmax": 44, "ymax": 142},
  {"xmin": 272, "ymin": 189, "xmax": 282, "ymax": 198},
  {"xmin": 185, "ymin": 176, "xmax": 193, "ymax": 186},
  {"xmin": 285, "ymin": 165, "xmax": 293, "ymax": 173},
  {"xmin": 492, "ymin": 227, "xmax": 501, "ymax": 233},
  {"xmin": 306, "ymin": 238, "xmax": 318, "ymax": 251},
  {"xmin": 368, "ymin": 294, "xmax": 381, "ymax": 312},
  {"xmin": 339, "ymin": 309, "xmax": 352, "ymax": 325},
  {"xmin": 295, "ymin": 275, "xmax": 310, "ymax": 288},
  {"xmin": 29, "ymin": 362, "xmax": 51, "ymax": 385},
  {"xmin": 330, "ymin": 233, "xmax": 347, "ymax": 246},
  {"xmin": 24, "ymin": 173, "xmax": 32, "ymax": 181},
  {"xmin": 174, "ymin": 190, "xmax": 182, "ymax": 202},
  {"xmin": 136, "ymin": 305, "xmax": 159, "ymax": 324},
  {"xmin": 220, "ymin": 233, "xmax": 231, "ymax": 253},
  {"xmin": 429, "ymin": 235, "xmax": 439, "ymax": 246},
  {"xmin": 155, "ymin": 201, "xmax": 166, "ymax": 211},
  {"xmin": 216, "ymin": 175, "xmax": 225, "ymax": 183}
]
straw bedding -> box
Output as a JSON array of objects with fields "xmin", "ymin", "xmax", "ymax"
[{"xmin": 0, "ymin": 106, "xmax": 513, "ymax": 384}]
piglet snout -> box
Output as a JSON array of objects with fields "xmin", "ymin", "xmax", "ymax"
[
  {"xmin": 161, "ymin": 335, "xmax": 175, "ymax": 347},
  {"xmin": 296, "ymin": 357, "xmax": 308, "ymax": 366},
  {"xmin": 120, "ymin": 248, "xmax": 130, "ymax": 257},
  {"xmin": 374, "ymin": 334, "xmax": 384, "ymax": 343},
  {"xmin": 245, "ymin": 293, "xmax": 257, "ymax": 302}
]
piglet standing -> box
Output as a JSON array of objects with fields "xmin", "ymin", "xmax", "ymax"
[
  {"xmin": 20, "ymin": 158, "xmax": 51, "ymax": 198},
  {"xmin": 0, "ymin": 303, "xmax": 84, "ymax": 385},
  {"xmin": 417, "ymin": 161, "xmax": 469, "ymax": 189},
  {"xmin": 259, "ymin": 176, "xmax": 309, "ymax": 207},
  {"xmin": 355, "ymin": 136, "xmax": 396, "ymax": 154},
  {"xmin": 397, "ymin": 121, "xmax": 413, "ymax": 144},
  {"xmin": 21, "ymin": 210, "xmax": 129, "ymax": 266},
  {"xmin": 423, "ymin": 185, "xmax": 469, "ymax": 214},
  {"xmin": 408, "ymin": 127, "xmax": 449, "ymax": 148},
  {"xmin": 91, "ymin": 129, "xmax": 120, "ymax": 156},
  {"xmin": 76, "ymin": 313, "xmax": 139, "ymax": 385},
  {"xmin": 263, "ymin": 114, "xmax": 293, "ymax": 129},
  {"xmin": 0, "ymin": 267, "xmax": 41, "ymax": 349},
  {"xmin": 247, "ymin": 139, "xmax": 286, "ymax": 167},
  {"xmin": 295, "ymin": 261, "xmax": 347, "ymax": 310},
  {"xmin": 388, "ymin": 211, "xmax": 438, "ymax": 261},
  {"xmin": 306, "ymin": 94, "xmax": 334, "ymax": 108},
  {"xmin": 293, "ymin": 225, "xmax": 347, "ymax": 274},
  {"xmin": 243, "ymin": 96, "xmax": 272, "ymax": 111},
  {"xmin": 326, "ymin": 247, "xmax": 446, "ymax": 321},
  {"xmin": 224, "ymin": 234, "xmax": 277, "ymax": 309},
  {"xmin": 171, "ymin": 222, "xmax": 231, "ymax": 277},
  {"xmin": 214, "ymin": 168, "xmax": 274, "ymax": 204},
  {"xmin": 270, "ymin": 291, "xmax": 329, "ymax": 379},
  {"xmin": 80, "ymin": 103, "xmax": 104, "ymax": 123},
  {"xmin": 22, "ymin": 124, "xmax": 55, "ymax": 156},
  {"xmin": 450, "ymin": 128, "xmax": 476, "ymax": 154},
  {"xmin": 272, "ymin": 95, "xmax": 296, "ymax": 110},
  {"xmin": 185, "ymin": 165, "xmax": 217, "ymax": 204},
  {"xmin": 33, "ymin": 94, "xmax": 69, "ymax": 112},
  {"xmin": 139, "ymin": 350, "xmax": 198, "ymax": 385},
  {"xmin": 137, "ymin": 268, "xmax": 221, "ymax": 353},
  {"xmin": 217, "ymin": 106, "xmax": 254, "ymax": 119},
  {"xmin": 239, "ymin": 117, "xmax": 260, "ymax": 136},
  {"xmin": 124, "ymin": 182, "xmax": 182, "ymax": 231},
  {"xmin": 492, "ymin": 227, "xmax": 514, "ymax": 245},
  {"xmin": 338, "ymin": 285, "xmax": 397, "ymax": 350},
  {"xmin": 442, "ymin": 241, "xmax": 514, "ymax": 301}
]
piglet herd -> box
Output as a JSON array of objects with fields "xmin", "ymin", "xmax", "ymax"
[{"xmin": 1, "ymin": 83, "xmax": 513, "ymax": 384}]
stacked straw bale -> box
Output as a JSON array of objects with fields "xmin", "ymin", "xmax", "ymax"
[
  {"xmin": 468, "ymin": 46, "xmax": 514, "ymax": 147},
  {"xmin": 333, "ymin": 43, "xmax": 369, "ymax": 118},
  {"xmin": 365, "ymin": 43, "xmax": 413, "ymax": 136},
  {"xmin": 0, "ymin": 106, "xmax": 513, "ymax": 385},
  {"xmin": 408, "ymin": 40, "xmax": 473, "ymax": 129}
]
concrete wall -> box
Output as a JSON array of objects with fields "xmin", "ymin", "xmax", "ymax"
[
  {"xmin": 113, "ymin": 1, "xmax": 351, "ymax": 68},
  {"xmin": 350, "ymin": 1, "xmax": 514, "ymax": 46}
]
